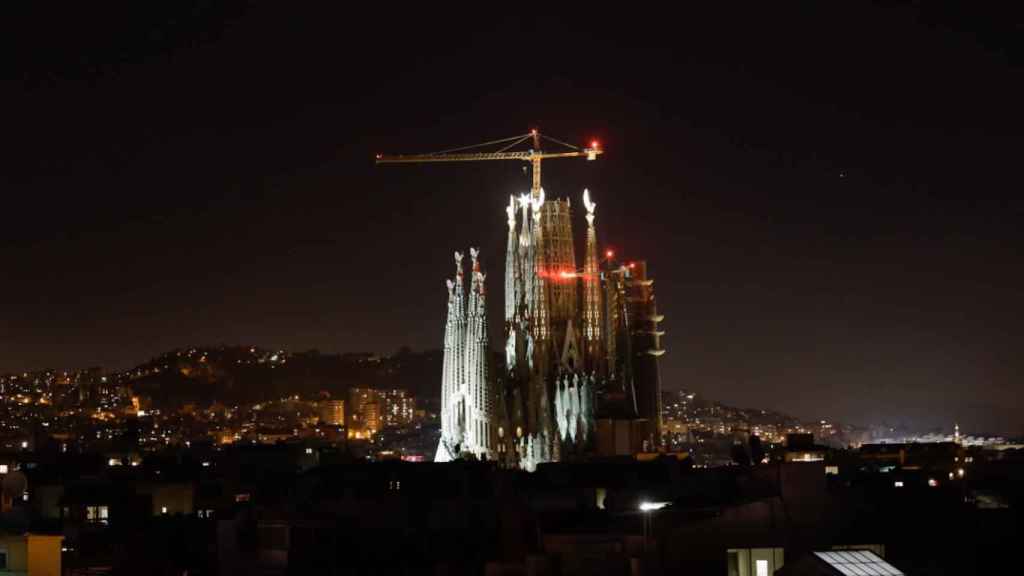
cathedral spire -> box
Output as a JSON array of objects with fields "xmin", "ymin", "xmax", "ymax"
[
  {"xmin": 531, "ymin": 189, "xmax": 549, "ymax": 342},
  {"xmin": 504, "ymin": 196, "xmax": 521, "ymax": 373},
  {"xmin": 465, "ymin": 247, "xmax": 493, "ymax": 458},
  {"xmin": 436, "ymin": 251, "xmax": 468, "ymax": 461},
  {"xmin": 582, "ymin": 189, "xmax": 602, "ymax": 371},
  {"xmin": 505, "ymin": 195, "xmax": 519, "ymax": 325},
  {"xmin": 518, "ymin": 193, "xmax": 534, "ymax": 329}
]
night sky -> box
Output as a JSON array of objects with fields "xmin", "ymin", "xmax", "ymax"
[{"xmin": 5, "ymin": 5, "xmax": 1023, "ymax": 435}]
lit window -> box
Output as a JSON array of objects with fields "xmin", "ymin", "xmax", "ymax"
[
  {"xmin": 86, "ymin": 505, "xmax": 109, "ymax": 523},
  {"xmin": 0, "ymin": 465, "xmax": 7, "ymax": 474},
  {"xmin": 756, "ymin": 559, "xmax": 769, "ymax": 576},
  {"xmin": 825, "ymin": 465, "xmax": 839, "ymax": 475},
  {"xmin": 235, "ymin": 493, "xmax": 251, "ymax": 503},
  {"xmin": 161, "ymin": 506, "xmax": 168, "ymax": 514},
  {"xmin": 305, "ymin": 448, "xmax": 313, "ymax": 455},
  {"xmin": 894, "ymin": 481, "xmax": 904, "ymax": 488}
]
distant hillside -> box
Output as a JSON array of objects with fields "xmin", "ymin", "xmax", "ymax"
[{"xmin": 119, "ymin": 346, "xmax": 442, "ymax": 408}]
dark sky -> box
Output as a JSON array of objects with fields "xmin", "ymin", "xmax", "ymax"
[{"xmin": 4, "ymin": 4, "xmax": 1023, "ymax": 435}]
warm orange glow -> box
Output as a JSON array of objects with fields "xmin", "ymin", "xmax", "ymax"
[
  {"xmin": 530, "ymin": 128, "xmax": 537, "ymax": 135},
  {"xmin": 536, "ymin": 267, "xmax": 589, "ymax": 282}
]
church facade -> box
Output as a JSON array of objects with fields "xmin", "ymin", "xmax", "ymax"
[{"xmin": 437, "ymin": 189, "xmax": 665, "ymax": 469}]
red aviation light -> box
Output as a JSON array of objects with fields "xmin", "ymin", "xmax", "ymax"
[
  {"xmin": 590, "ymin": 140, "xmax": 600, "ymax": 149},
  {"xmin": 606, "ymin": 250, "xmax": 614, "ymax": 259},
  {"xmin": 538, "ymin": 267, "xmax": 579, "ymax": 282},
  {"xmin": 629, "ymin": 262, "xmax": 636, "ymax": 269},
  {"xmin": 538, "ymin": 267, "xmax": 584, "ymax": 282}
]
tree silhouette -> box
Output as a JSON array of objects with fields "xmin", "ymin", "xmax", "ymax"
[
  {"xmin": 730, "ymin": 441, "xmax": 751, "ymax": 467},
  {"xmin": 749, "ymin": 434, "xmax": 765, "ymax": 464}
]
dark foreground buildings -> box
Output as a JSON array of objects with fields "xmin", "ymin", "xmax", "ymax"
[{"xmin": 1, "ymin": 439, "xmax": 1021, "ymax": 575}]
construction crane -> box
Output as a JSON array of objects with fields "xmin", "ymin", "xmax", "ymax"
[{"xmin": 375, "ymin": 129, "xmax": 602, "ymax": 199}]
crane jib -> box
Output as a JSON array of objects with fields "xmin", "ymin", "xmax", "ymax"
[
  {"xmin": 375, "ymin": 131, "xmax": 602, "ymax": 200},
  {"xmin": 375, "ymin": 150, "xmax": 600, "ymax": 163}
]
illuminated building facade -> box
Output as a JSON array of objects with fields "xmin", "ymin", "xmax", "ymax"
[
  {"xmin": 348, "ymin": 388, "xmax": 380, "ymax": 437},
  {"xmin": 318, "ymin": 400, "xmax": 345, "ymax": 426},
  {"xmin": 0, "ymin": 533, "xmax": 63, "ymax": 576},
  {"xmin": 437, "ymin": 188, "xmax": 665, "ymax": 468},
  {"xmin": 501, "ymin": 189, "xmax": 598, "ymax": 470},
  {"xmin": 378, "ymin": 389, "xmax": 415, "ymax": 428}
]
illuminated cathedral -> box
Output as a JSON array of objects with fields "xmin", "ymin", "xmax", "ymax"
[
  {"xmin": 436, "ymin": 248, "xmax": 494, "ymax": 461},
  {"xmin": 436, "ymin": 188, "xmax": 665, "ymax": 469}
]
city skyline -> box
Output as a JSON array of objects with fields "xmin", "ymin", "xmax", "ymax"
[
  {"xmin": 4, "ymin": 4, "xmax": 1024, "ymax": 437},
  {"xmin": 0, "ymin": 344, "xmax": 1010, "ymax": 442}
]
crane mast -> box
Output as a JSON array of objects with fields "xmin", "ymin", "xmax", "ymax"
[{"xmin": 375, "ymin": 130, "xmax": 602, "ymax": 199}]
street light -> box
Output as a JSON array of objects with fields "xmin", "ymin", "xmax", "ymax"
[
  {"xmin": 638, "ymin": 501, "xmax": 668, "ymax": 512},
  {"xmin": 638, "ymin": 501, "xmax": 669, "ymax": 552}
]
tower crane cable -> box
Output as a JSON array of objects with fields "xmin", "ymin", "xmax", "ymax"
[
  {"xmin": 539, "ymin": 133, "xmax": 581, "ymax": 151},
  {"xmin": 430, "ymin": 133, "xmax": 531, "ymax": 155},
  {"xmin": 496, "ymin": 134, "xmax": 534, "ymax": 153}
]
